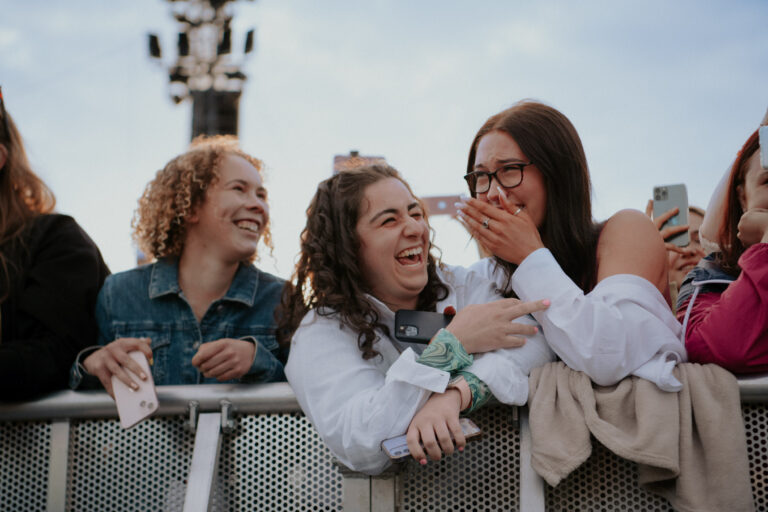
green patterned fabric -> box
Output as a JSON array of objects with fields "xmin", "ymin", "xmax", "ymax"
[
  {"xmin": 416, "ymin": 328, "xmax": 473, "ymax": 373},
  {"xmin": 457, "ymin": 370, "xmax": 493, "ymax": 413}
]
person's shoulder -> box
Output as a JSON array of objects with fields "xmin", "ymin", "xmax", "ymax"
[
  {"xmin": 251, "ymin": 265, "xmax": 287, "ymax": 296},
  {"xmin": 101, "ymin": 263, "xmax": 154, "ymax": 294},
  {"xmin": 30, "ymin": 214, "xmax": 91, "ymax": 244},
  {"xmin": 599, "ymin": 209, "xmax": 664, "ymax": 250}
]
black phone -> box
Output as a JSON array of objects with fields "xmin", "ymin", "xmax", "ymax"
[{"xmin": 394, "ymin": 310, "xmax": 452, "ymax": 344}]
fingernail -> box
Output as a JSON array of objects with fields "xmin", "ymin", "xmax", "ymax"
[
  {"xmin": 454, "ymin": 201, "xmax": 465, "ymax": 209},
  {"xmin": 458, "ymin": 446, "xmax": 464, "ymax": 452},
  {"xmin": 420, "ymin": 459, "xmax": 427, "ymax": 465},
  {"xmin": 542, "ymin": 299, "xmax": 551, "ymax": 306},
  {"xmin": 532, "ymin": 326, "xmax": 538, "ymax": 333},
  {"xmin": 140, "ymin": 373, "xmax": 147, "ymax": 380},
  {"xmin": 459, "ymin": 193, "xmax": 470, "ymax": 201},
  {"xmin": 496, "ymin": 185, "xmax": 508, "ymax": 200},
  {"xmin": 131, "ymin": 382, "xmax": 139, "ymax": 390},
  {"xmin": 456, "ymin": 210, "xmax": 466, "ymax": 219},
  {"xmin": 149, "ymin": 357, "xmax": 154, "ymax": 366}
]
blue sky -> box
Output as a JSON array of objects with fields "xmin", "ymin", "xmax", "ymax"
[{"xmin": 2, "ymin": 0, "xmax": 767, "ymax": 277}]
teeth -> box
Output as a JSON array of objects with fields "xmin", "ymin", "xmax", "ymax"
[
  {"xmin": 396, "ymin": 247, "xmax": 423, "ymax": 258},
  {"xmin": 236, "ymin": 220, "xmax": 260, "ymax": 233}
]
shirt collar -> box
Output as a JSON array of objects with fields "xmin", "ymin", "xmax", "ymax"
[{"xmin": 148, "ymin": 258, "xmax": 261, "ymax": 306}]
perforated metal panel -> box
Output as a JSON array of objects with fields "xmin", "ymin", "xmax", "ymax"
[
  {"xmin": 66, "ymin": 416, "xmax": 194, "ymax": 511},
  {"xmin": 544, "ymin": 438, "xmax": 674, "ymax": 511},
  {"xmin": 742, "ymin": 403, "xmax": 768, "ymax": 511},
  {"xmin": 399, "ymin": 406, "xmax": 521, "ymax": 511},
  {"xmin": 213, "ymin": 412, "xmax": 343, "ymax": 511},
  {"xmin": 0, "ymin": 420, "xmax": 51, "ymax": 511}
]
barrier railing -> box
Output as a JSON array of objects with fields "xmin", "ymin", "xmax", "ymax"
[{"xmin": 1, "ymin": 377, "xmax": 766, "ymax": 511}]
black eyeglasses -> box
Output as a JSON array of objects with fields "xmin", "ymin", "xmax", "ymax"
[
  {"xmin": 464, "ymin": 162, "xmax": 533, "ymax": 194},
  {"xmin": 0, "ymin": 86, "xmax": 9, "ymax": 144}
]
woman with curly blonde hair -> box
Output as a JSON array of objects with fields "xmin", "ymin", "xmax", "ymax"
[{"xmin": 72, "ymin": 136, "xmax": 286, "ymax": 395}]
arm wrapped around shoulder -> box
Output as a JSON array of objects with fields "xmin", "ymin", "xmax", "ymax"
[{"xmin": 513, "ymin": 248, "xmax": 686, "ymax": 390}]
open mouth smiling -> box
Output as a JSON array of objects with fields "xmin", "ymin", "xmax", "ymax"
[
  {"xmin": 235, "ymin": 219, "xmax": 261, "ymax": 233},
  {"xmin": 396, "ymin": 246, "xmax": 424, "ymax": 265}
]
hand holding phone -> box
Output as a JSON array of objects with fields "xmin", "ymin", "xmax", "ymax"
[
  {"xmin": 382, "ymin": 418, "xmax": 482, "ymax": 460},
  {"xmin": 112, "ymin": 351, "xmax": 158, "ymax": 429},
  {"xmin": 653, "ymin": 184, "xmax": 690, "ymax": 247}
]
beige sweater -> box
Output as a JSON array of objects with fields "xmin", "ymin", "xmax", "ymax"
[{"xmin": 528, "ymin": 361, "xmax": 753, "ymax": 512}]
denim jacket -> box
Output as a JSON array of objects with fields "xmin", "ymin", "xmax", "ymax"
[{"xmin": 70, "ymin": 258, "xmax": 286, "ymax": 388}]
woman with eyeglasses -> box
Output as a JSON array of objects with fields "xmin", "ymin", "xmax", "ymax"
[
  {"xmin": 457, "ymin": 100, "xmax": 686, "ymax": 391},
  {"xmin": 0, "ymin": 87, "xmax": 109, "ymax": 400}
]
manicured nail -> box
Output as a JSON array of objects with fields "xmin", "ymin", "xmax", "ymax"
[
  {"xmin": 131, "ymin": 382, "xmax": 139, "ymax": 390},
  {"xmin": 458, "ymin": 446, "xmax": 464, "ymax": 452},
  {"xmin": 542, "ymin": 299, "xmax": 551, "ymax": 306},
  {"xmin": 420, "ymin": 459, "xmax": 427, "ymax": 466},
  {"xmin": 459, "ymin": 193, "xmax": 470, "ymax": 201},
  {"xmin": 496, "ymin": 185, "xmax": 508, "ymax": 200},
  {"xmin": 140, "ymin": 372, "xmax": 147, "ymax": 380},
  {"xmin": 532, "ymin": 326, "xmax": 538, "ymax": 333},
  {"xmin": 149, "ymin": 357, "xmax": 154, "ymax": 366},
  {"xmin": 454, "ymin": 201, "xmax": 466, "ymax": 210}
]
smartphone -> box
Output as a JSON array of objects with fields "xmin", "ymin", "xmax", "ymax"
[
  {"xmin": 759, "ymin": 126, "xmax": 768, "ymax": 170},
  {"xmin": 112, "ymin": 351, "xmax": 158, "ymax": 429},
  {"xmin": 653, "ymin": 184, "xmax": 689, "ymax": 247},
  {"xmin": 394, "ymin": 310, "xmax": 452, "ymax": 344},
  {"xmin": 381, "ymin": 418, "xmax": 482, "ymax": 460}
]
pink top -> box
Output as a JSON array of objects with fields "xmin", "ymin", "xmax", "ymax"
[{"xmin": 678, "ymin": 243, "xmax": 768, "ymax": 373}]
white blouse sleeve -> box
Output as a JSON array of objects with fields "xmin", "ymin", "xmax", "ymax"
[
  {"xmin": 443, "ymin": 265, "xmax": 556, "ymax": 405},
  {"xmin": 285, "ymin": 311, "xmax": 450, "ymax": 475},
  {"xmin": 511, "ymin": 248, "xmax": 687, "ymax": 391}
]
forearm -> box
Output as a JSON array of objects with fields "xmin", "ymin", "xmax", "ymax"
[
  {"xmin": 512, "ymin": 248, "xmax": 685, "ymax": 386},
  {"xmin": 240, "ymin": 337, "xmax": 286, "ymax": 383}
]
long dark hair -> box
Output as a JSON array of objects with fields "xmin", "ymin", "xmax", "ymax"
[
  {"xmin": 0, "ymin": 109, "xmax": 56, "ymax": 302},
  {"xmin": 466, "ymin": 100, "xmax": 601, "ymax": 292},
  {"xmin": 717, "ymin": 128, "xmax": 760, "ymax": 275},
  {"xmin": 277, "ymin": 164, "xmax": 448, "ymax": 359}
]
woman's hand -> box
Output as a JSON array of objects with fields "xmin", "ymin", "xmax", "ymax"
[
  {"xmin": 406, "ymin": 389, "xmax": 463, "ymax": 464},
  {"xmin": 457, "ymin": 189, "xmax": 544, "ymax": 265},
  {"xmin": 446, "ymin": 298, "xmax": 549, "ymax": 353},
  {"xmin": 644, "ymin": 200, "xmax": 693, "ymax": 256},
  {"xmin": 738, "ymin": 208, "xmax": 768, "ymax": 248},
  {"xmin": 82, "ymin": 337, "xmax": 153, "ymax": 398},
  {"xmin": 191, "ymin": 338, "xmax": 256, "ymax": 381}
]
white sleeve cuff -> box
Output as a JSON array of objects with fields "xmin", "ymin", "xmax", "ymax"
[{"xmin": 385, "ymin": 348, "xmax": 450, "ymax": 393}]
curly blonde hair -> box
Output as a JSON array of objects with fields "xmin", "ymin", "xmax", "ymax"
[{"xmin": 132, "ymin": 135, "xmax": 272, "ymax": 262}]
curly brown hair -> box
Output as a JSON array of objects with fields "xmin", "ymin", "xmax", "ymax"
[
  {"xmin": 277, "ymin": 164, "xmax": 449, "ymax": 359},
  {"xmin": 132, "ymin": 135, "xmax": 272, "ymax": 262}
]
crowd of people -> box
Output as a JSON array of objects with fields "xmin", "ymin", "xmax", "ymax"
[{"xmin": 1, "ymin": 87, "xmax": 766, "ymax": 503}]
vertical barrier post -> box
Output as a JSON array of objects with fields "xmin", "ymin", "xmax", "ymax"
[
  {"xmin": 519, "ymin": 407, "xmax": 545, "ymax": 512},
  {"xmin": 183, "ymin": 412, "xmax": 222, "ymax": 512},
  {"xmin": 46, "ymin": 418, "xmax": 71, "ymax": 512}
]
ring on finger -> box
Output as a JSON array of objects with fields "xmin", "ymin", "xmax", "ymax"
[
  {"xmin": 482, "ymin": 217, "xmax": 490, "ymax": 229},
  {"xmin": 513, "ymin": 207, "xmax": 522, "ymax": 216}
]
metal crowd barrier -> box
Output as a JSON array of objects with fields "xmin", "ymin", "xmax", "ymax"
[{"xmin": 1, "ymin": 377, "xmax": 766, "ymax": 511}]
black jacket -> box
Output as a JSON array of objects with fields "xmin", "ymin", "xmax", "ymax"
[{"xmin": 0, "ymin": 214, "xmax": 109, "ymax": 401}]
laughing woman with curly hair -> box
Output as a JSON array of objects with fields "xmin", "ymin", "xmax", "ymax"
[{"xmin": 70, "ymin": 136, "xmax": 286, "ymax": 396}]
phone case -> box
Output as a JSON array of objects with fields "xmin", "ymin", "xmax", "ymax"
[
  {"xmin": 394, "ymin": 310, "xmax": 452, "ymax": 344},
  {"xmin": 381, "ymin": 418, "xmax": 482, "ymax": 459},
  {"xmin": 759, "ymin": 126, "xmax": 768, "ymax": 170},
  {"xmin": 112, "ymin": 351, "xmax": 158, "ymax": 429},
  {"xmin": 653, "ymin": 184, "xmax": 689, "ymax": 247}
]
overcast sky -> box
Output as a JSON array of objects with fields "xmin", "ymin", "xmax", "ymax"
[{"xmin": 2, "ymin": 0, "xmax": 767, "ymax": 277}]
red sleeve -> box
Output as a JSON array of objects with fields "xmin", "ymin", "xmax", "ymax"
[{"xmin": 677, "ymin": 243, "xmax": 768, "ymax": 373}]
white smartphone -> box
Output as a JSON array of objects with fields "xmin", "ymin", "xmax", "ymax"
[
  {"xmin": 381, "ymin": 418, "xmax": 482, "ymax": 460},
  {"xmin": 759, "ymin": 126, "xmax": 768, "ymax": 170},
  {"xmin": 653, "ymin": 183, "xmax": 689, "ymax": 247},
  {"xmin": 111, "ymin": 351, "xmax": 158, "ymax": 429}
]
